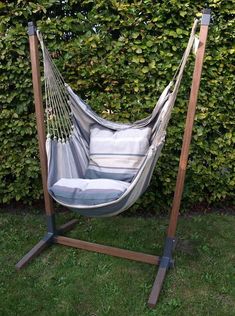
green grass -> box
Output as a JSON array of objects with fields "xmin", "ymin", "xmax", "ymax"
[{"xmin": 0, "ymin": 211, "xmax": 235, "ymax": 316}]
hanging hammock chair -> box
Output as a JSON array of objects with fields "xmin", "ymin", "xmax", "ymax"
[{"xmin": 37, "ymin": 19, "xmax": 199, "ymax": 217}]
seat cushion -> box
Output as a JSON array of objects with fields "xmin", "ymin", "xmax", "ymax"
[
  {"xmin": 85, "ymin": 124, "xmax": 151, "ymax": 182},
  {"xmin": 49, "ymin": 178, "xmax": 130, "ymax": 206}
]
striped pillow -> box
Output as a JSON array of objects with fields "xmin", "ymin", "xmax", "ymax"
[
  {"xmin": 85, "ymin": 124, "xmax": 152, "ymax": 182},
  {"xmin": 50, "ymin": 178, "xmax": 130, "ymax": 206}
]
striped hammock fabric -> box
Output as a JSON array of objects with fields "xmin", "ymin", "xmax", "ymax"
[
  {"xmin": 85, "ymin": 125, "xmax": 152, "ymax": 182},
  {"xmin": 38, "ymin": 19, "xmax": 199, "ymax": 217}
]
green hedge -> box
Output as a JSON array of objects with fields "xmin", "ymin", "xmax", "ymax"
[{"xmin": 0, "ymin": 1, "xmax": 234, "ymax": 211}]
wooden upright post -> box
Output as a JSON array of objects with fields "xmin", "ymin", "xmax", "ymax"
[
  {"xmin": 148, "ymin": 9, "xmax": 211, "ymax": 308},
  {"xmin": 167, "ymin": 9, "xmax": 211, "ymax": 238},
  {"xmin": 15, "ymin": 22, "xmax": 56, "ymax": 270},
  {"xmin": 28, "ymin": 22, "xmax": 55, "ymax": 228}
]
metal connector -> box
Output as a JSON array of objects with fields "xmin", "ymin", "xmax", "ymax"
[
  {"xmin": 201, "ymin": 9, "xmax": 211, "ymax": 26},
  {"xmin": 28, "ymin": 21, "xmax": 37, "ymax": 36}
]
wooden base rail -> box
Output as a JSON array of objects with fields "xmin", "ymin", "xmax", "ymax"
[
  {"xmin": 54, "ymin": 235, "xmax": 160, "ymax": 266},
  {"xmin": 148, "ymin": 267, "xmax": 168, "ymax": 308},
  {"xmin": 15, "ymin": 219, "xmax": 79, "ymax": 271},
  {"xmin": 57, "ymin": 219, "xmax": 78, "ymax": 234},
  {"xmin": 16, "ymin": 235, "xmax": 53, "ymax": 271}
]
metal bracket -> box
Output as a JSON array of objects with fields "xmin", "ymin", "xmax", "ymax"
[
  {"xmin": 46, "ymin": 214, "xmax": 57, "ymax": 234},
  {"xmin": 28, "ymin": 21, "xmax": 37, "ymax": 36},
  {"xmin": 159, "ymin": 237, "xmax": 176, "ymax": 269},
  {"xmin": 201, "ymin": 9, "xmax": 211, "ymax": 26},
  {"xmin": 42, "ymin": 232, "xmax": 55, "ymax": 243}
]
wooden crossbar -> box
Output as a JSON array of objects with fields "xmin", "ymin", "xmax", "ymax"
[{"xmin": 54, "ymin": 235, "xmax": 160, "ymax": 265}]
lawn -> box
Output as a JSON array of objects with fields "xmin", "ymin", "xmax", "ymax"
[{"xmin": 0, "ymin": 210, "xmax": 234, "ymax": 316}]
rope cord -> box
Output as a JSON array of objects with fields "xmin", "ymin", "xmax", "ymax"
[
  {"xmin": 44, "ymin": 47, "xmax": 73, "ymax": 139},
  {"xmin": 36, "ymin": 18, "xmax": 198, "ymax": 143},
  {"xmin": 151, "ymin": 18, "xmax": 199, "ymax": 147},
  {"xmin": 37, "ymin": 31, "xmax": 73, "ymax": 140},
  {"xmin": 172, "ymin": 19, "xmax": 199, "ymax": 83}
]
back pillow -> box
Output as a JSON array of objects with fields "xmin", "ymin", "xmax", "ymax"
[{"xmin": 85, "ymin": 124, "xmax": 152, "ymax": 182}]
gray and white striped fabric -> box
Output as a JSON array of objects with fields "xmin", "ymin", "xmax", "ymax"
[
  {"xmin": 50, "ymin": 178, "xmax": 130, "ymax": 206},
  {"xmin": 85, "ymin": 124, "xmax": 152, "ymax": 182},
  {"xmin": 39, "ymin": 19, "xmax": 199, "ymax": 217},
  {"xmin": 46, "ymin": 83, "xmax": 168, "ymax": 216}
]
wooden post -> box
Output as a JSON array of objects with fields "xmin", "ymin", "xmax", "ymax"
[
  {"xmin": 148, "ymin": 10, "xmax": 211, "ymax": 308},
  {"xmin": 167, "ymin": 10, "xmax": 211, "ymax": 237},
  {"xmin": 28, "ymin": 22, "xmax": 55, "ymax": 225}
]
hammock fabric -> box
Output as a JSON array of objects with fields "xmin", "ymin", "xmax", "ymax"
[{"xmin": 37, "ymin": 19, "xmax": 199, "ymax": 217}]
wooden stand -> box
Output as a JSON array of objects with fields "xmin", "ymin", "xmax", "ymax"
[{"xmin": 16, "ymin": 10, "xmax": 211, "ymax": 308}]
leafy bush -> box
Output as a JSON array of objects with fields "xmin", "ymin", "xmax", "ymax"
[{"xmin": 0, "ymin": 1, "xmax": 234, "ymax": 211}]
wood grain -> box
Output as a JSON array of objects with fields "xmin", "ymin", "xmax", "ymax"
[
  {"xmin": 29, "ymin": 33, "xmax": 54, "ymax": 216},
  {"xmin": 168, "ymin": 24, "xmax": 210, "ymax": 238},
  {"xmin": 55, "ymin": 235, "xmax": 160, "ymax": 265}
]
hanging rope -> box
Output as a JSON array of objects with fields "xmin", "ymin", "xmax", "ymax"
[
  {"xmin": 37, "ymin": 18, "xmax": 199, "ymax": 143},
  {"xmin": 37, "ymin": 31, "xmax": 73, "ymax": 141},
  {"xmin": 151, "ymin": 18, "xmax": 199, "ymax": 147}
]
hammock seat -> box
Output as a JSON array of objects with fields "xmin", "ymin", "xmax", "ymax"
[{"xmin": 38, "ymin": 20, "xmax": 199, "ymax": 217}]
